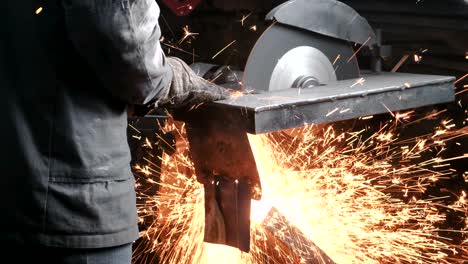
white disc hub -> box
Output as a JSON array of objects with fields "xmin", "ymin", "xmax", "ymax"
[{"xmin": 269, "ymin": 46, "xmax": 337, "ymax": 91}]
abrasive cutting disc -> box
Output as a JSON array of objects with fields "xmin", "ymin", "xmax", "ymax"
[{"xmin": 243, "ymin": 24, "xmax": 360, "ymax": 92}]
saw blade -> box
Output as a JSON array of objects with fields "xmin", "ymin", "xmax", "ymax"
[
  {"xmin": 269, "ymin": 45, "xmax": 337, "ymax": 91},
  {"xmin": 243, "ymin": 23, "xmax": 360, "ymax": 93}
]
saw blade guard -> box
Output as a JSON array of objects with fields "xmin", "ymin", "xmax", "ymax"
[{"xmin": 266, "ymin": 0, "xmax": 376, "ymax": 45}]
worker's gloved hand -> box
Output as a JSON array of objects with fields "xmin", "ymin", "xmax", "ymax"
[{"xmin": 157, "ymin": 57, "xmax": 231, "ymax": 108}]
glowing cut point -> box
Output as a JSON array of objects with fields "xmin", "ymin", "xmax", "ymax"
[{"xmin": 251, "ymin": 200, "xmax": 273, "ymax": 223}]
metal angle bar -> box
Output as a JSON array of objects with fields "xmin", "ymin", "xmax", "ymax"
[{"xmin": 213, "ymin": 72, "xmax": 455, "ymax": 134}]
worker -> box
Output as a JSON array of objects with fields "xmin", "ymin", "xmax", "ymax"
[{"xmin": 0, "ymin": 0, "xmax": 228, "ymax": 263}]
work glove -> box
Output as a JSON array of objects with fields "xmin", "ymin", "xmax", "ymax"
[{"xmin": 157, "ymin": 57, "xmax": 231, "ymax": 108}]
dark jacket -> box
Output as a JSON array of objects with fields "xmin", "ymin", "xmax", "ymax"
[{"xmin": 0, "ymin": 0, "xmax": 172, "ymax": 248}]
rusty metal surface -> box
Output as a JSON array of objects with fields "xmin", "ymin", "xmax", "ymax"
[
  {"xmin": 180, "ymin": 107, "xmax": 260, "ymax": 190},
  {"xmin": 203, "ymin": 175, "xmax": 252, "ymax": 252},
  {"xmin": 175, "ymin": 106, "xmax": 261, "ymax": 252}
]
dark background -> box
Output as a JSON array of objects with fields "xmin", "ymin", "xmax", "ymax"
[{"xmin": 157, "ymin": 0, "xmax": 468, "ymax": 76}]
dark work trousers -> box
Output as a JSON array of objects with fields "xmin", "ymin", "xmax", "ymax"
[{"xmin": 1, "ymin": 242, "xmax": 133, "ymax": 264}]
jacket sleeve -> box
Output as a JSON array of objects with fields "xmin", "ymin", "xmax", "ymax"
[{"xmin": 62, "ymin": 0, "xmax": 173, "ymax": 105}]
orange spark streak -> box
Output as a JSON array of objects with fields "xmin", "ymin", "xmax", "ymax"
[
  {"xmin": 134, "ymin": 107, "xmax": 468, "ymax": 263},
  {"xmin": 333, "ymin": 54, "xmax": 341, "ymax": 65},
  {"xmin": 326, "ymin": 107, "xmax": 339, "ymax": 117},
  {"xmin": 178, "ymin": 25, "xmax": 199, "ymax": 45},
  {"xmin": 347, "ymin": 36, "xmax": 372, "ymax": 63},
  {"xmin": 455, "ymin": 73, "xmax": 468, "ymax": 85},
  {"xmin": 162, "ymin": 42, "xmax": 198, "ymax": 56},
  {"xmin": 381, "ymin": 103, "xmax": 396, "ymax": 118},
  {"xmin": 128, "ymin": 124, "xmax": 141, "ymax": 134},
  {"xmin": 350, "ymin": 77, "xmax": 366, "ymax": 88},
  {"xmin": 212, "ymin": 40, "xmax": 236, "ymax": 59},
  {"xmin": 238, "ymin": 13, "xmax": 252, "ymax": 26},
  {"xmin": 391, "ymin": 54, "xmax": 410, "ymax": 73},
  {"xmin": 361, "ymin": 115, "xmax": 374, "ymax": 120}
]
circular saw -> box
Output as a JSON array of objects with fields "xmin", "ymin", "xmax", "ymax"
[{"xmin": 243, "ymin": 0, "xmax": 376, "ymax": 92}]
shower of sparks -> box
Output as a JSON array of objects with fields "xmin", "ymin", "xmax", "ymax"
[
  {"xmin": 360, "ymin": 115, "xmax": 374, "ymax": 120},
  {"xmin": 226, "ymin": 66, "xmax": 241, "ymax": 83},
  {"xmin": 350, "ymin": 77, "xmax": 366, "ymax": 88},
  {"xmin": 128, "ymin": 123, "xmax": 141, "ymax": 134},
  {"xmin": 210, "ymin": 72, "xmax": 224, "ymax": 83},
  {"xmin": 178, "ymin": 25, "xmax": 199, "ymax": 45},
  {"xmin": 332, "ymin": 54, "xmax": 341, "ymax": 65},
  {"xmin": 35, "ymin": 7, "xmax": 43, "ymax": 15},
  {"xmin": 391, "ymin": 54, "xmax": 410, "ymax": 73},
  {"xmin": 455, "ymin": 73, "xmax": 468, "ymax": 85},
  {"xmin": 162, "ymin": 42, "xmax": 198, "ymax": 56},
  {"xmin": 381, "ymin": 104, "xmax": 397, "ymax": 120},
  {"xmin": 456, "ymin": 85, "xmax": 468, "ymax": 96},
  {"xmin": 325, "ymin": 107, "xmax": 339, "ymax": 117},
  {"xmin": 228, "ymin": 90, "xmax": 245, "ymax": 99},
  {"xmin": 456, "ymin": 84, "xmax": 468, "ymax": 96},
  {"xmin": 212, "ymin": 40, "xmax": 237, "ymax": 59},
  {"xmin": 414, "ymin": 54, "xmax": 423, "ymax": 63},
  {"xmin": 238, "ymin": 13, "xmax": 252, "ymax": 26},
  {"xmin": 143, "ymin": 137, "xmax": 153, "ymax": 149},
  {"xmin": 133, "ymin": 105, "xmax": 468, "ymax": 263},
  {"xmin": 177, "ymin": 4, "xmax": 193, "ymax": 11},
  {"xmin": 228, "ymin": 88, "xmax": 255, "ymax": 100},
  {"xmin": 347, "ymin": 36, "xmax": 372, "ymax": 63}
]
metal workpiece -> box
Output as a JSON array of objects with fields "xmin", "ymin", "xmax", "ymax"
[
  {"xmin": 175, "ymin": 105, "xmax": 261, "ymax": 253},
  {"xmin": 203, "ymin": 174, "xmax": 253, "ymax": 252},
  {"xmin": 215, "ymin": 72, "xmax": 455, "ymax": 134},
  {"xmin": 266, "ymin": 0, "xmax": 376, "ymax": 45},
  {"xmin": 180, "ymin": 108, "xmax": 260, "ymax": 189}
]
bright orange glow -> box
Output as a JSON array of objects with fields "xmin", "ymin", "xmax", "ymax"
[{"xmin": 133, "ymin": 109, "xmax": 468, "ymax": 263}]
